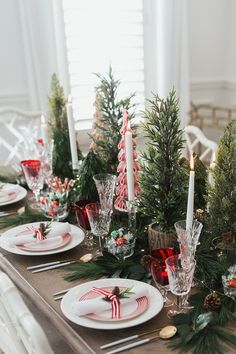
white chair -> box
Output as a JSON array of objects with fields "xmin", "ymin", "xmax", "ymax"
[
  {"xmin": 0, "ymin": 271, "xmax": 54, "ymax": 354},
  {"xmin": 184, "ymin": 125, "xmax": 218, "ymax": 163},
  {"xmin": 0, "ymin": 107, "xmax": 42, "ymax": 166}
]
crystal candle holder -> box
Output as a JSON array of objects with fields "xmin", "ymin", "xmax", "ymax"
[{"xmin": 174, "ymin": 220, "xmax": 203, "ymax": 267}]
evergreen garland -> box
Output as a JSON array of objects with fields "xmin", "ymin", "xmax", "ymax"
[
  {"xmin": 64, "ymin": 251, "xmax": 151, "ymax": 283},
  {"xmin": 48, "ymin": 73, "xmax": 82, "ymax": 179},
  {"xmin": 169, "ymin": 292, "xmax": 236, "ymax": 354},
  {"xmin": 208, "ymin": 120, "xmax": 236, "ymax": 237},
  {"xmin": 138, "ymin": 89, "xmax": 188, "ymax": 232},
  {"xmin": 91, "ymin": 66, "xmax": 136, "ymax": 174}
]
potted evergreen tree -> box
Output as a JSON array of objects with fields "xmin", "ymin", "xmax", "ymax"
[
  {"xmin": 138, "ymin": 89, "xmax": 188, "ymax": 249},
  {"xmin": 48, "ymin": 73, "xmax": 82, "ymax": 179},
  {"xmin": 208, "ymin": 120, "xmax": 236, "ymax": 248},
  {"xmin": 90, "ymin": 66, "xmax": 135, "ymax": 174}
]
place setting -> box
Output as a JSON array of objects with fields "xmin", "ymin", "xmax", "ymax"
[
  {"xmin": 0, "ymin": 221, "xmax": 84, "ymax": 256},
  {"xmin": 0, "ymin": 182, "xmax": 27, "ymax": 206},
  {"xmin": 60, "ymin": 278, "xmax": 164, "ymax": 331}
]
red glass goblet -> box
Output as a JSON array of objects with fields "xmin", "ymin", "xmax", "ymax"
[
  {"xmin": 74, "ymin": 200, "xmax": 93, "ymax": 250},
  {"xmin": 150, "ymin": 247, "xmax": 178, "ymax": 307},
  {"xmin": 21, "ymin": 160, "xmax": 44, "ymax": 209}
]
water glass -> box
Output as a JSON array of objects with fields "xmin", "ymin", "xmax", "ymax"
[
  {"xmin": 85, "ymin": 203, "xmax": 112, "ymax": 256},
  {"xmin": 165, "ymin": 255, "xmax": 195, "ymax": 317},
  {"xmin": 74, "ymin": 200, "xmax": 93, "ymax": 250}
]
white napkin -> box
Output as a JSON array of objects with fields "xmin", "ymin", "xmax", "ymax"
[
  {"xmin": 72, "ymin": 284, "xmax": 149, "ymax": 317},
  {"xmin": 0, "ymin": 184, "xmax": 19, "ymax": 203},
  {"xmin": 8, "ymin": 222, "xmax": 71, "ymax": 246}
]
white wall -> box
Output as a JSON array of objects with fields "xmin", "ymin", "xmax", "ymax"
[
  {"xmin": 0, "ymin": 0, "xmax": 235, "ymax": 150},
  {"xmin": 0, "ymin": 0, "xmax": 57, "ymax": 111},
  {"xmin": 188, "ymin": 0, "xmax": 236, "ymax": 107}
]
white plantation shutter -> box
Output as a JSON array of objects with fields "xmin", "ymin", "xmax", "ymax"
[{"xmin": 62, "ymin": 0, "xmax": 145, "ymax": 129}]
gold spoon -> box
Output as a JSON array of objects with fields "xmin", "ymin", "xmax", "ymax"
[{"xmin": 101, "ymin": 325, "xmax": 177, "ymax": 352}]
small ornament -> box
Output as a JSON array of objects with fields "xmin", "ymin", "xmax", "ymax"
[
  {"xmin": 140, "ymin": 255, "xmax": 152, "ymax": 269},
  {"xmin": 116, "ymin": 237, "xmax": 127, "ymax": 245},
  {"xmin": 228, "ymin": 279, "xmax": 236, "ymax": 287},
  {"xmin": 204, "ymin": 292, "xmax": 222, "ymax": 310}
]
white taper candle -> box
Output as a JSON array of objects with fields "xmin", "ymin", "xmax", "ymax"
[
  {"xmin": 41, "ymin": 114, "xmax": 48, "ymax": 145},
  {"xmin": 125, "ymin": 123, "xmax": 135, "ymax": 201},
  {"xmin": 66, "ymin": 96, "xmax": 79, "ymax": 170},
  {"xmin": 186, "ymin": 154, "xmax": 195, "ymax": 230}
]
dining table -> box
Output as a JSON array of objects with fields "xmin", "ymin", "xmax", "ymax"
[{"xmin": 0, "ymin": 186, "xmax": 235, "ymax": 354}]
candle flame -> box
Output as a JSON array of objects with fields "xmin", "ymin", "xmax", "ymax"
[{"xmin": 190, "ymin": 154, "xmax": 194, "ymax": 170}]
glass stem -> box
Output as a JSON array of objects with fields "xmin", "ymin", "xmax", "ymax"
[
  {"xmin": 176, "ymin": 295, "xmax": 185, "ymax": 311},
  {"xmin": 34, "ymin": 189, "xmax": 40, "ymax": 202},
  {"xmin": 98, "ymin": 236, "xmax": 103, "ymax": 253}
]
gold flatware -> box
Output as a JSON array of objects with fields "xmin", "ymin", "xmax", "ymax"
[{"xmin": 104, "ymin": 326, "xmax": 177, "ymax": 354}]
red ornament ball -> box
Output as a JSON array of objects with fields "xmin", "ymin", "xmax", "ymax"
[{"xmin": 116, "ymin": 237, "xmax": 127, "ymax": 245}]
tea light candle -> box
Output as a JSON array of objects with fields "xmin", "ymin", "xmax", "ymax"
[
  {"xmin": 66, "ymin": 96, "xmax": 79, "ymax": 170},
  {"xmin": 186, "ymin": 154, "xmax": 195, "ymax": 230},
  {"xmin": 125, "ymin": 123, "xmax": 135, "ymax": 201}
]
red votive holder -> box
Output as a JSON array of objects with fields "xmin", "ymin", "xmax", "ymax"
[
  {"xmin": 74, "ymin": 200, "xmax": 91, "ymax": 230},
  {"xmin": 20, "ymin": 160, "xmax": 41, "ymax": 177},
  {"xmin": 150, "ymin": 247, "xmax": 178, "ymax": 286}
]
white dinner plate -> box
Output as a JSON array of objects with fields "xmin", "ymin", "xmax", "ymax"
[
  {"xmin": 61, "ymin": 278, "xmax": 163, "ymax": 330},
  {"xmin": 0, "ymin": 183, "xmax": 27, "ymax": 206},
  {"xmin": 0, "ymin": 222, "xmax": 84, "ymax": 256}
]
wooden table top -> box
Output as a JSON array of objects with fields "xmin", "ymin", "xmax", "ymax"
[{"xmin": 0, "ymin": 189, "xmax": 235, "ymax": 354}]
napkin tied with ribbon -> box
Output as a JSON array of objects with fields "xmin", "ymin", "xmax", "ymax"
[
  {"xmin": 72, "ymin": 284, "xmax": 148, "ymax": 318},
  {"xmin": 8, "ymin": 222, "xmax": 71, "ymax": 246}
]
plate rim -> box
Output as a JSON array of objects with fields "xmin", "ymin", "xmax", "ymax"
[
  {"xmin": 60, "ymin": 278, "xmax": 163, "ymax": 330},
  {"xmin": 0, "ymin": 221, "xmax": 84, "ymax": 256},
  {"xmin": 0, "ymin": 183, "xmax": 27, "ymax": 206}
]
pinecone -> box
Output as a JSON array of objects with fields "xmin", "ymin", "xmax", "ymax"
[
  {"xmin": 140, "ymin": 255, "xmax": 152, "ymax": 270},
  {"xmin": 112, "ymin": 286, "xmax": 120, "ymax": 296},
  {"xmin": 204, "ymin": 293, "xmax": 221, "ymax": 310}
]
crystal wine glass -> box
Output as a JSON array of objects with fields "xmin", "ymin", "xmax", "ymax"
[
  {"xmin": 74, "ymin": 200, "xmax": 94, "ymax": 250},
  {"xmin": 41, "ymin": 140, "xmax": 54, "ymax": 183},
  {"xmin": 85, "ymin": 203, "xmax": 112, "ymax": 257},
  {"xmin": 21, "ymin": 160, "xmax": 44, "ymax": 209},
  {"xmin": 165, "ymin": 255, "xmax": 196, "ymax": 318},
  {"xmin": 93, "ymin": 174, "xmax": 116, "ymax": 211},
  {"xmin": 150, "ymin": 247, "xmax": 177, "ymax": 307}
]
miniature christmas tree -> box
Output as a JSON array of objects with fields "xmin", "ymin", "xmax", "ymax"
[
  {"xmin": 114, "ymin": 110, "xmax": 140, "ymax": 211},
  {"xmin": 91, "ymin": 66, "xmax": 135, "ymax": 174},
  {"xmin": 76, "ymin": 149, "xmax": 105, "ymax": 202},
  {"xmin": 48, "ymin": 73, "xmax": 82, "ymax": 179},
  {"xmin": 138, "ymin": 89, "xmax": 188, "ymax": 233},
  {"xmin": 208, "ymin": 120, "xmax": 236, "ymax": 238}
]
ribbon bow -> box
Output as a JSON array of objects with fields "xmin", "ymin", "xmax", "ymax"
[{"xmin": 92, "ymin": 287, "xmax": 121, "ymax": 319}]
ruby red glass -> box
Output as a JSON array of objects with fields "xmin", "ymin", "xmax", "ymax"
[
  {"xmin": 74, "ymin": 200, "xmax": 91, "ymax": 230},
  {"xmin": 150, "ymin": 247, "xmax": 178, "ymax": 286},
  {"xmin": 21, "ymin": 160, "xmax": 41, "ymax": 177}
]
